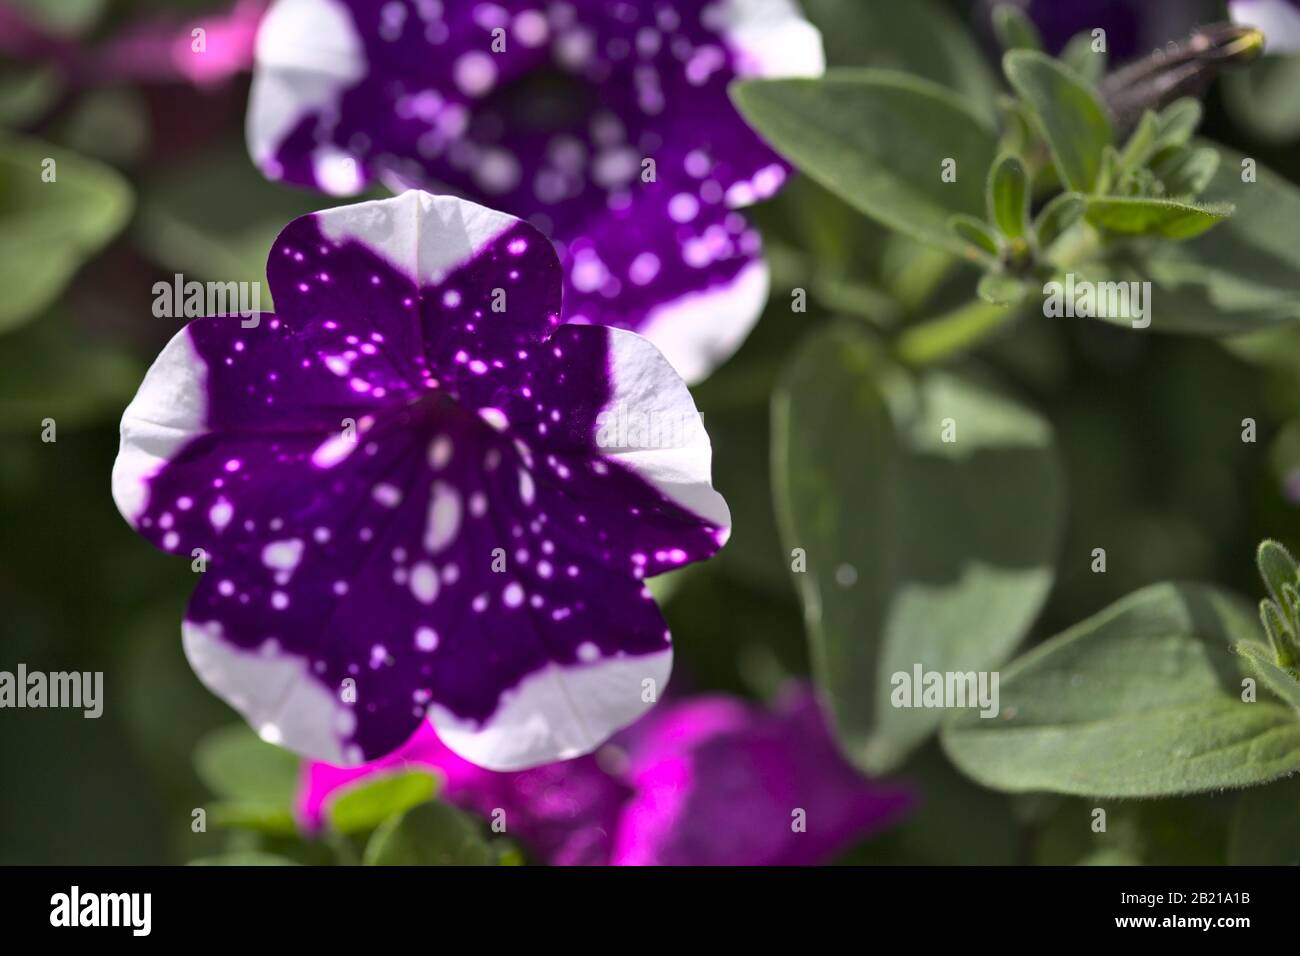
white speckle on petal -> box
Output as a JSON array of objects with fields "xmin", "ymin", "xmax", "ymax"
[
  {"xmin": 261, "ymin": 538, "xmax": 304, "ymax": 573},
  {"xmin": 424, "ymin": 481, "xmax": 462, "ymax": 552},
  {"xmin": 411, "ymin": 562, "xmax": 440, "ymax": 604},
  {"xmin": 454, "ymin": 50, "xmax": 498, "ymax": 97},
  {"xmin": 209, "ymin": 498, "xmax": 233, "ymax": 531},
  {"xmin": 428, "ymin": 436, "xmax": 453, "ymax": 470},
  {"xmin": 372, "ymin": 482, "xmax": 403, "ymax": 508}
]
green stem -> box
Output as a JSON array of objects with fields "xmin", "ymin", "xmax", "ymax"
[
  {"xmin": 893, "ymin": 222, "xmax": 1105, "ymax": 367},
  {"xmin": 894, "ymin": 298, "xmax": 1023, "ymax": 367}
]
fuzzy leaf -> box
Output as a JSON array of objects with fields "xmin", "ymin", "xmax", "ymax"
[
  {"xmin": 0, "ymin": 134, "xmax": 132, "ymax": 331},
  {"xmin": 942, "ymin": 583, "xmax": 1300, "ymax": 797},
  {"xmin": 992, "ymin": 4, "xmax": 1042, "ymax": 52},
  {"xmin": 732, "ymin": 72, "xmax": 998, "ymax": 256},
  {"xmin": 987, "ymin": 154, "xmax": 1029, "ymax": 239},
  {"xmin": 1004, "ymin": 50, "xmax": 1112, "ymax": 193},
  {"xmin": 948, "ymin": 214, "xmax": 999, "ymax": 260},
  {"xmin": 1033, "ymin": 192, "xmax": 1085, "ymax": 250},
  {"xmin": 325, "ymin": 770, "xmax": 440, "ymax": 835},
  {"xmin": 774, "ymin": 323, "xmax": 1062, "ymax": 773},
  {"xmin": 1084, "ymin": 196, "xmax": 1232, "ymax": 240}
]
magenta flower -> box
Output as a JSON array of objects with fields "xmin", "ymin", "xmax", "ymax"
[
  {"xmin": 113, "ymin": 191, "xmax": 729, "ymax": 769},
  {"xmin": 300, "ymin": 684, "xmax": 914, "ymax": 865},
  {"xmin": 98, "ymin": 0, "xmax": 265, "ymax": 88},
  {"xmin": 245, "ymin": 0, "xmax": 825, "ymax": 383}
]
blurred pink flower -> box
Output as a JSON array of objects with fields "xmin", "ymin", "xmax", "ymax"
[
  {"xmin": 98, "ymin": 0, "xmax": 265, "ymax": 87},
  {"xmin": 300, "ymin": 683, "xmax": 913, "ymax": 866}
]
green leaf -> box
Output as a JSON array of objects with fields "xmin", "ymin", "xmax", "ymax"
[
  {"xmin": 774, "ymin": 323, "xmax": 1063, "ymax": 772},
  {"xmin": 991, "ymin": 4, "xmax": 1042, "ymax": 52},
  {"xmin": 0, "ymin": 134, "xmax": 132, "ymax": 331},
  {"xmin": 987, "ymin": 154, "xmax": 1029, "ymax": 239},
  {"xmin": 193, "ymin": 724, "xmax": 301, "ymax": 805},
  {"xmin": 208, "ymin": 801, "xmax": 299, "ymax": 837},
  {"xmin": 189, "ymin": 852, "xmax": 302, "ymax": 866},
  {"xmin": 1084, "ymin": 196, "xmax": 1231, "ymax": 240},
  {"xmin": 947, "ymin": 214, "xmax": 999, "ymax": 261},
  {"xmin": 1234, "ymin": 638, "xmax": 1300, "ymax": 708},
  {"xmin": 800, "ymin": 0, "xmax": 999, "ymax": 123},
  {"xmin": 1155, "ymin": 98, "xmax": 1203, "ymax": 151},
  {"xmin": 363, "ymin": 801, "xmax": 493, "ymax": 866},
  {"xmin": 1033, "ymin": 192, "xmax": 1084, "ymax": 250},
  {"xmin": 942, "ymin": 583, "xmax": 1300, "ymax": 797},
  {"xmin": 1115, "ymin": 110, "xmax": 1161, "ymax": 179},
  {"xmin": 325, "ymin": 770, "xmax": 440, "ymax": 835},
  {"xmin": 1121, "ymin": 143, "xmax": 1300, "ymax": 333},
  {"xmin": 1151, "ymin": 145, "xmax": 1219, "ymax": 198},
  {"xmin": 1257, "ymin": 600, "xmax": 1296, "ymax": 668},
  {"xmin": 1257, "ymin": 539, "xmax": 1298, "ymax": 605},
  {"xmin": 1228, "ymin": 775, "xmax": 1300, "ymax": 864},
  {"xmin": 1003, "ymin": 50, "xmax": 1113, "ymax": 193},
  {"xmin": 976, "ymin": 272, "xmax": 1027, "ymax": 306},
  {"xmin": 1060, "ymin": 32, "xmax": 1106, "ymax": 86},
  {"xmin": 731, "ymin": 71, "xmax": 998, "ymax": 256}
]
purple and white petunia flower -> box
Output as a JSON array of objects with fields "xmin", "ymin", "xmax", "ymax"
[
  {"xmin": 113, "ymin": 190, "xmax": 730, "ymax": 770},
  {"xmin": 1231, "ymin": 0, "xmax": 1300, "ymax": 52},
  {"xmin": 245, "ymin": 0, "xmax": 825, "ymax": 383},
  {"xmin": 298, "ymin": 683, "xmax": 915, "ymax": 865}
]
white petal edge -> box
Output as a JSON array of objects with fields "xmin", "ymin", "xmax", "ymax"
[
  {"xmin": 246, "ymin": 0, "xmax": 367, "ymax": 182},
  {"xmin": 637, "ymin": 258, "xmax": 769, "ymax": 386},
  {"xmin": 1230, "ymin": 0, "xmax": 1300, "ymax": 53},
  {"xmin": 184, "ymin": 619, "xmax": 357, "ymax": 764},
  {"xmin": 313, "ymin": 189, "xmax": 538, "ymax": 286},
  {"xmin": 429, "ymin": 649, "xmax": 672, "ymax": 771},
  {"xmin": 598, "ymin": 325, "xmax": 732, "ymax": 531},
  {"xmin": 707, "ymin": 0, "xmax": 827, "ymax": 78},
  {"xmin": 112, "ymin": 325, "xmax": 208, "ymax": 527}
]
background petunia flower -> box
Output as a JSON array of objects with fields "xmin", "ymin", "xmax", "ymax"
[
  {"xmin": 299, "ymin": 682, "xmax": 914, "ymax": 865},
  {"xmin": 1231, "ymin": 0, "xmax": 1300, "ymax": 52},
  {"xmin": 113, "ymin": 189, "xmax": 730, "ymax": 770},
  {"xmin": 245, "ymin": 0, "xmax": 825, "ymax": 384}
]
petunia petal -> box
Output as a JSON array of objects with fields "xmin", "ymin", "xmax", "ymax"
[
  {"xmin": 115, "ymin": 190, "xmax": 728, "ymax": 768},
  {"xmin": 246, "ymin": 0, "xmax": 825, "ymax": 382},
  {"xmin": 611, "ymin": 686, "xmax": 914, "ymax": 865}
]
